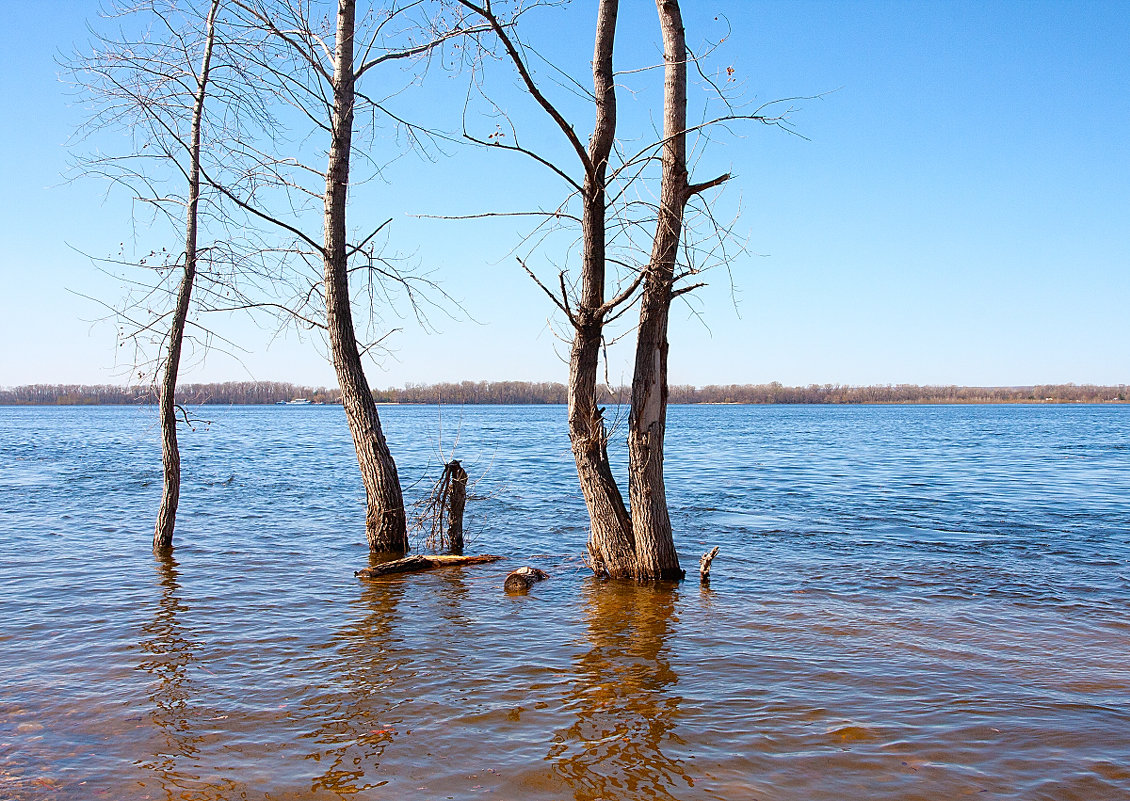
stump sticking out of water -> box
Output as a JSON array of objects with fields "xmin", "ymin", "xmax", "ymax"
[
  {"xmin": 420, "ymin": 460, "xmax": 469, "ymax": 554},
  {"xmin": 504, "ymin": 566, "xmax": 549, "ymax": 594},
  {"xmin": 445, "ymin": 460, "xmax": 468, "ymax": 553},
  {"xmin": 699, "ymin": 546, "xmax": 720, "ymax": 584},
  {"xmin": 356, "ymin": 553, "xmax": 503, "ymax": 579}
]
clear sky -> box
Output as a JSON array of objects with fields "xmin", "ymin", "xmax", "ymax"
[{"xmin": 1, "ymin": 0, "xmax": 1127, "ymax": 389}]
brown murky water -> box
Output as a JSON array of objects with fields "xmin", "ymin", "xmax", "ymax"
[{"xmin": 2, "ymin": 405, "xmax": 1128, "ymax": 799}]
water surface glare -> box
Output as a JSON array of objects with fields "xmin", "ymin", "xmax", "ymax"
[{"xmin": 1, "ymin": 404, "xmax": 1128, "ymax": 799}]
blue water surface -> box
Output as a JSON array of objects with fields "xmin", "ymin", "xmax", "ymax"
[{"xmin": 0, "ymin": 403, "xmax": 1127, "ymax": 799}]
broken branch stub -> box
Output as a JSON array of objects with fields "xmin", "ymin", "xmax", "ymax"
[
  {"xmin": 699, "ymin": 546, "xmax": 720, "ymax": 583},
  {"xmin": 420, "ymin": 459, "xmax": 470, "ymax": 554}
]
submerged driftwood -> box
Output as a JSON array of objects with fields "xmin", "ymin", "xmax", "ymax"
[
  {"xmin": 356, "ymin": 554, "xmax": 503, "ymax": 579},
  {"xmin": 504, "ymin": 566, "xmax": 549, "ymax": 593},
  {"xmin": 699, "ymin": 546, "xmax": 720, "ymax": 583}
]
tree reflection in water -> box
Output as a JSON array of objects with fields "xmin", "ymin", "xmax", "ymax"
[
  {"xmin": 301, "ymin": 552, "xmax": 408, "ymax": 796},
  {"xmin": 434, "ymin": 568, "xmax": 471, "ymax": 629},
  {"xmin": 550, "ymin": 579, "xmax": 693, "ymax": 800},
  {"xmin": 136, "ymin": 552, "xmax": 241, "ymax": 800}
]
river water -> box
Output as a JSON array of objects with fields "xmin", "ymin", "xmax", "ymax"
[{"xmin": 1, "ymin": 404, "xmax": 1128, "ymax": 800}]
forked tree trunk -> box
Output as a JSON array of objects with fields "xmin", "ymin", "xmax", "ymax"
[
  {"xmin": 625, "ymin": 0, "xmax": 691, "ymax": 580},
  {"xmin": 461, "ymin": 0, "xmax": 702, "ymax": 581},
  {"xmin": 153, "ymin": 0, "xmax": 221, "ymax": 553},
  {"xmin": 568, "ymin": 0, "xmax": 636, "ymax": 578},
  {"xmin": 325, "ymin": 0, "xmax": 407, "ymax": 553}
]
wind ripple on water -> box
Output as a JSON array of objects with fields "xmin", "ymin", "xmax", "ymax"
[{"xmin": 0, "ymin": 404, "xmax": 1127, "ymax": 799}]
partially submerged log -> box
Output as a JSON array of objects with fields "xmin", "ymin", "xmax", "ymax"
[
  {"xmin": 699, "ymin": 546, "xmax": 720, "ymax": 584},
  {"xmin": 356, "ymin": 553, "xmax": 503, "ymax": 579},
  {"xmin": 504, "ymin": 566, "xmax": 549, "ymax": 594}
]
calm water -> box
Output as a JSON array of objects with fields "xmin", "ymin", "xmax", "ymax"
[{"xmin": 1, "ymin": 404, "xmax": 1128, "ymax": 800}]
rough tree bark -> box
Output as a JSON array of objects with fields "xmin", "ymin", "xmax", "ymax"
[
  {"xmin": 623, "ymin": 0, "xmax": 691, "ymax": 580},
  {"xmin": 445, "ymin": 460, "xmax": 468, "ymax": 554},
  {"xmin": 462, "ymin": 0, "xmax": 752, "ymax": 581},
  {"xmin": 153, "ymin": 0, "xmax": 221, "ymax": 552},
  {"xmin": 324, "ymin": 0, "xmax": 407, "ymax": 553},
  {"xmin": 569, "ymin": 0, "xmax": 637, "ymax": 579}
]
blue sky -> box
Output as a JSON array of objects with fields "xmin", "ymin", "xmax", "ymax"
[{"xmin": 1, "ymin": 0, "xmax": 1127, "ymax": 388}]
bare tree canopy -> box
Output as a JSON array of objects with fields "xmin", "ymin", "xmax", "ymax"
[
  {"xmin": 206, "ymin": 0, "xmax": 487, "ymax": 551},
  {"xmin": 455, "ymin": 0, "xmax": 802, "ymax": 579},
  {"xmin": 69, "ymin": 0, "xmax": 488, "ymax": 553},
  {"xmin": 68, "ymin": 0, "xmax": 805, "ymax": 566},
  {"xmin": 68, "ymin": 0, "xmax": 260, "ymax": 552}
]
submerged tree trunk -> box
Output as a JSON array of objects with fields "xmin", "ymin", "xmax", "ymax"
[
  {"xmin": 153, "ymin": 0, "xmax": 221, "ymax": 553},
  {"xmin": 324, "ymin": 0, "xmax": 407, "ymax": 553},
  {"xmin": 568, "ymin": 0, "xmax": 637, "ymax": 579},
  {"xmin": 625, "ymin": 0, "xmax": 692, "ymax": 580}
]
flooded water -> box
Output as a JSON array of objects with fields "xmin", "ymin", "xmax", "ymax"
[{"xmin": 1, "ymin": 403, "xmax": 1128, "ymax": 800}]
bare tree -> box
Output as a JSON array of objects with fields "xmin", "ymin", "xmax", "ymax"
[
  {"xmin": 457, "ymin": 0, "xmax": 640, "ymax": 577},
  {"xmin": 70, "ymin": 0, "xmax": 261, "ymax": 552},
  {"xmin": 153, "ymin": 0, "xmax": 223, "ymax": 552},
  {"xmin": 219, "ymin": 0, "xmax": 484, "ymax": 552},
  {"xmin": 319, "ymin": 0, "xmax": 408, "ymax": 552},
  {"xmin": 457, "ymin": 0, "xmax": 795, "ymax": 579},
  {"xmin": 626, "ymin": 0, "xmax": 713, "ymax": 580}
]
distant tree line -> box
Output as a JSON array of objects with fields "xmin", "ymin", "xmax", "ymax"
[
  {"xmin": 2, "ymin": 381, "xmax": 1124, "ymax": 406},
  {"xmin": 0, "ymin": 383, "xmax": 341, "ymax": 406},
  {"xmin": 376, "ymin": 381, "xmax": 572, "ymax": 405},
  {"xmin": 669, "ymin": 382, "xmax": 1128, "ymax": 405}
]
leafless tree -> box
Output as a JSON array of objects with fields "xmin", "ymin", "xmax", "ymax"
[
  {"xmin": 69, "ymin": 0, "xmax": 269, "ymax": 552},
  {"xmin": 627, "ymin": 0, "xmax": 720, "ymax": 580},
  {"xmin": 456, "ymin": 0, "xmax": 799, "ymax": 579},
  {"xmin": 215, "ymin": 0, "xmax": 485, "ymax": 552}
]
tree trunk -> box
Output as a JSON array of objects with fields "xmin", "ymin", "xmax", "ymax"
[
  {"xmin": 324, "ymin": 0, "xmax": 407, "ymax": 553},
  {"xmin": 568, "ymin": 0, "xmax": 637, "ymax": 579},
  {"xmin": 625, "ymin": 0, "xmax": 690, "ymax": 580},
  {"xmin": 153, "ymin": 0, "xmax": 220, "ymax": 553}
]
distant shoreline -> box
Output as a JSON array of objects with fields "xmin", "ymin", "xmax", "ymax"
[
  {"xmin": 1, "ymin": 381, "xmax": 1125, "ymax": 407},
  {"xmin": 3, "ymin": 401, "xmax": 1126, "ymax": 407}
]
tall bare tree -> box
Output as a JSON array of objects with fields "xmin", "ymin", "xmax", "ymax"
[
  {"xmin": 221, "ymin": 0, "xmax": 483, "ymax": 552},
  {"xmin": 626, "ymin": 0, "xmax": 718, "ymax": 580},
  {"xmin": 457, "ymin": 0, "xmax": 640, "ymax": 577},
  {"xmin": 151, "ymin": 0, "xmax": 223, "ymax": 551},
  {"xmin": 71, "ymin": 0, "xmax": 257, "ymax": 552},
  {"xmin": 321, "ymin": 0, "xmax": 408, "ymax": 551},
  {"xmin": 458, "ymin": 0, "xmax": 794, "ymax": 579}
]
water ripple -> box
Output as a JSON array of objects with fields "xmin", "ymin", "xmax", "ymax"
[{"xmin": 0, "ymin": 404, "xmax": 1127, "ymax": 799}]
